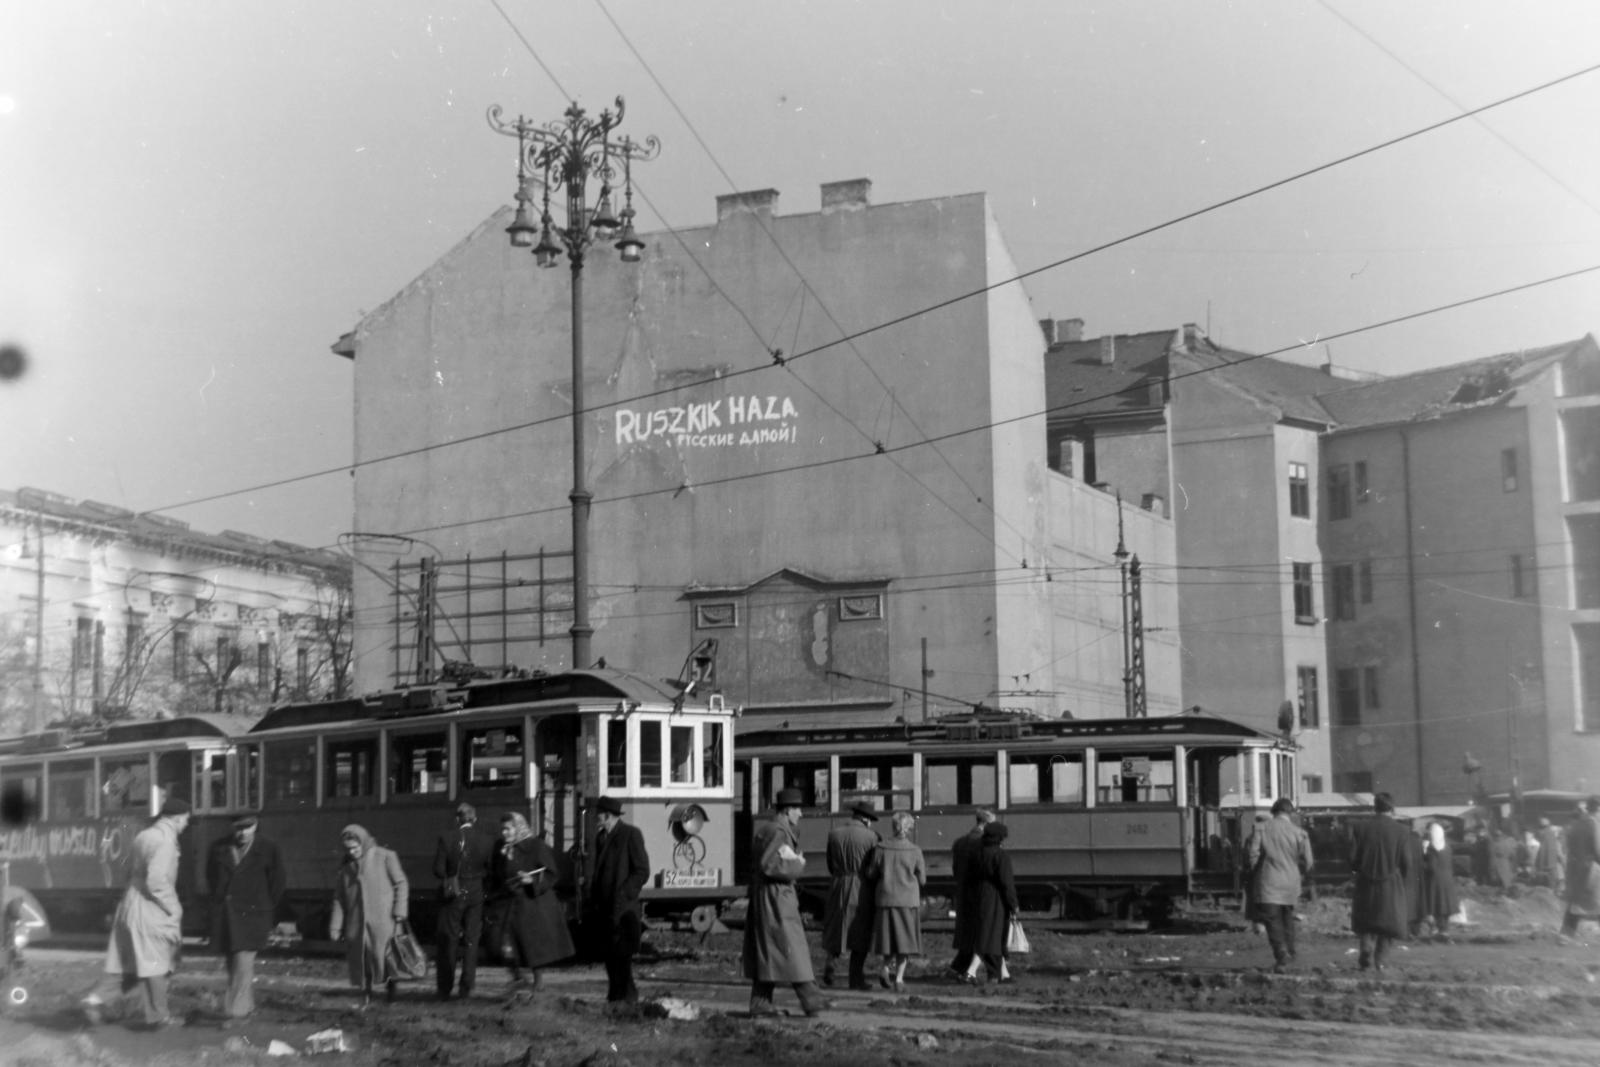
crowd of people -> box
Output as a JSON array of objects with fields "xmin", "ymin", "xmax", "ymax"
[{"xmin": 67, "ymin": 787, "xmax": 1600, "ymax": 1029}]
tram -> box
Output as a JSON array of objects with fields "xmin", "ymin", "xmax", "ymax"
[
  {"xmin": 734, "ymin": 709, "xmax": 1297, "ymax": 923},
  {"xmin": 0, "ymin": 668, "xmax": 739, "ymax": 939}
]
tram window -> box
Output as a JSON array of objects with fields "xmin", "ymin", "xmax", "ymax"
[
  {"xmin": 326, "ymin": 736, "xmax": 379, "ymax": 798},
  {"xmin": 1259, "ymin": 753, "xmax": 1275, "ymax": 800},
  {"xmin": 764, "ymin": 760, "xmax": 830, "ymax": 809},
  {"xmin": 47, "ymin": 759, "xmax": 95, "ymax": 820},
  {"xmin": 670, "ymin": 725, "xmax": 695, "ymax": 785},
  {"xmin": 605, "ymin": 717, "xmax": 628, "ymax": 789},
  {"xmin": 264, "ymin": 739, "xmax": 317, "ymax": 807},
  {"xmin": 923, "ymin": 755, "xmax": 997, "ymax": 808},
  {"xmin": 461, "ymin": 723, "xmax": 524, "ymax": 791},
  {"xmin": 639, "ymin": 721, "xmax": 663, "ymax": 788},
  {"xmin": 1096, "ymin": 750, "xmax": 1175, "ymax": 805},
  {"xmin": 101, "ymin": 757, "xmax": 152, "ymax": 815},
  {"xmin": 390, "ymin": 731, "xmax": 448, "ymax": 795},
  {"xmin": 840, "ymin": 756, "xmax": 913, "ymax": 812},
  {"xmin": 703, "ymin": 722, "xmax": 726, "ymax": 789},
  {"xmin": 1008, "ymin": 753, "xmax": 1085, "ymax": 806},
  {"xmin": 5, "ymin": 765, "xmax": 41, "ymax": 818},
  {"xmin": 197, "ymin": 750, "xmax": 228, "ymax": 809},
  {"xmin": 240, "ymin": 745, "xmax": 261, "ymax": 808}
]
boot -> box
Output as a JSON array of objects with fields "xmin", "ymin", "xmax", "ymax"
[{"xmin": 796, "ymin": 981, "xmax": 831, "ymax": 1017}]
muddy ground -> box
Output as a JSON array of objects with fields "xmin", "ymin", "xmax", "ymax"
[{"xmin": 2, "ymin": 882, "xmax": 1598, "ymax": 1067}]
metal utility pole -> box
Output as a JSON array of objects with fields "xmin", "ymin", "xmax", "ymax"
[
  {"xmin": 1114, "ymin": 496, "xmax": 1133, "ymax": 718},
  {"xmin": 1128, "ymin": 554, "xmax": 1147, "ymax": 717},
  {"xmin": 31, "ymin": 510, "xmax": 45, "ymax": 732},
  {"xmin": 488, "ymin": 98, "xmax": 659, "ymax": 672}
]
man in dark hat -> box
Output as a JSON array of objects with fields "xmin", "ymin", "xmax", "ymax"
[
  {"xmin": 744, "ymin": 788, "xmax": 828, "ymax": 1016},
  {"xmin": 821, "ymin": 801, "xmax": 880, "ymax": 989},
  {"xmin": 206, "ymin": 813, "xmax": 285, "ymax": 1023},
  {"xmin": 584, "ymin": 796, "xmax": 650, "ymax": 1005},
  {"xmin": 432, "ymin": 801, "xmax": 495, "ymax": 1000},
  {"xmin": 1349, "ymin": 792, "xmax": 1413, "ymax": 972},
  {"xmin": 83, "ymin": 796, "xmax": 191, "ymax": 1028}
]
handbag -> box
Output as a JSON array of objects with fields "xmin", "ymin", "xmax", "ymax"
[
  {"xmin": 1005, "ymin": 916, "xmax": 1031, "ymax": 955},
  {"xmin": 384, "ymin": 919, "xmax": 428, "ymax": 981}
]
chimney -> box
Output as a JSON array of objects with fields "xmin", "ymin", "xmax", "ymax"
[
  {"xmin": 1039, "ymin": 319, "xmax": 1057, "ymax": 346},
  {"xmin": 1098, "ymin": 335, "xmax": 1116, "ymax": 366},
  {"xmin": 716, "ymin": 188, "xmax": 780, "ymax": 223},
  {"xmin": 1060, "ymin": 318, "xmax": 1084, "ymax": 343},
  {"xmin": 820, "ymin": 178, "xmax": 871, "ymax": 214}
]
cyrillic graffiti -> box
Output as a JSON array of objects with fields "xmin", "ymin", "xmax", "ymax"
[{"xmin": 614, "ymin": 395, "xmax": 800, "ymax": 449}]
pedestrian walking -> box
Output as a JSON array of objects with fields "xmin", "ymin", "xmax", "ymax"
[
  {"xmin": 492, "ymin": 811, "xmax": 573, "ymax": 995},
  {"xmin": 863, "ymin": 810, "xmax": 925, "ymax": 992},
  {"xmin": 1349, "ymin": 792, "xmax": 1412, "ymax": 972},
  {"xmin": 1560, "ymin": 796, "xmax": 1600, "ymax": 939},
  {"xmin": 1533, "ymin": 817, "xmax": 1565, "ymax": 894},
  {"xmin": 1421, "ymin": 821, "xmax": 1458, "ymax": 939},
  {"xmin": 821, "ymin": 802, "xmax": 879, "ymax": 989},
  {"xmin": 966, "ymin": 820, "xmax": 1018, "ymax": 986},
  {"xmin": 205, "ymin": 814, "xmax": 285, "ymax": 1023},
  {"xmin": 743, "ymin": 787, "xmax": 829, "ymax": 1017},
  {"xmin": 583, "ymin": 796, "xmax": 650, "ymax": 1005},
  {"xmin": 328, "ymin": 824, "xmax": 409, "ymax": 1007},
  {"xmin": 1246, "ymin": 798, "xmax": 1313, "ymax": 972},
  {"xmin": 948, "ymin": 808, "xmax": 995, "ymax": 982},
  {"xmin": 433, "ymin": 802, "xmax": 495, "ymax": 1001},
  {"xmin": 80, "ymin": 797, "xmax": 191, "ymax": 1029},
  {"xmin": 1488, "ymin": 826, "xmax": 1518, "ymax": 889}
]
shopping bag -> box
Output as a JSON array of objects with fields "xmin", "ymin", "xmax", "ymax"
[
  {"xmin": 385, "ymin": 919, "xmax": 428, "ymax": 981},
  {"xmin": 1005, "ymin": 916, "xmax": 1031, "ymax": 955}
]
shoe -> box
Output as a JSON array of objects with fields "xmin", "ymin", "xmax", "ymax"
[
  {"xmin": 847, "ymin": 980, "xmax": 872, "ymax": 992},
  {"xmin": 81, "ymin": 1001, "xmax": 105, "ymax": 1027},
  {"xmin": 892, "ymin": 978, "xmax": 905, "ymax": 993},
  {"xmin": 878, "ymin": 966, "xmax": 892, "ymax": 990},
  {"xmin": 801, "ymin": 997, "xmax": 832, "ymax": 1017},
  {"xmin": 954, "ymin": 972, "xmax": 975, "ymax": 986},
  {"xmin": 386, "ymin": 981, "xmax": 398, "ymax": 1004},
  {"xmin": 748, "ymin": 999, "xmax": 780, "ymax": 1018},
  {"xmin": 821, "ymin": 964, "xmax": 835, "ymax": 988},
  {"xmin": 459, "ymin": 987, "xmax": 473, "ymax": 999}
]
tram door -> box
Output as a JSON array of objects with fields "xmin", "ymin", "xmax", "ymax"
[
  {"xmin": 1186, "ymin": 749, "xmax": 1233, "ymax": 876},
  {"xmin": 533, "ymin": 716, "xmax": 580, "ymax": 893}
]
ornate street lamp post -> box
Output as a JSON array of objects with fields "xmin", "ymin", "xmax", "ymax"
[{"xmin": 487, "ymin": 98, "xmax": 659, "ymax": 670}]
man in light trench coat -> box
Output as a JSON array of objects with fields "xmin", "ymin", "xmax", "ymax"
[
  {"xmin": 1247, "ymin": 797, "xmax": 1314, "ymax": 972},
  {"xmin": 743, "ymin": 787, "xmax": 829, "ymax": 1017}
]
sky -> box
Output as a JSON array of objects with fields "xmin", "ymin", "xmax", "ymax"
[{"xmin": 3, "ymin": 1, "xmax": 1598, "ymax": 550}]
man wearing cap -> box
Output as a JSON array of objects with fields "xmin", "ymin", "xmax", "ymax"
[
  {"xmin": 206, "ymin": 813, "xmax": 286, "ymax": 1023},
  {"xmin": 744, "ymin": 787, "xmax": 828, "ymax": 1016},
  {"xmin": 821, "ymin": 801, "xmax": 880, "ymax": 989},
  {"xmin": 1247, "ymin": 798, "xmax": 1314, "ymax": 972},
  {"xmin": 82, "ymin": 797, "xmax": 192, "ymax": 1029},
  {"xmin": 433, "ymin": 802, "xmax": 495, "ymax": 1000},
  {"xmin": 584, "ymin": 796, "xmax": 650, "ymax": 1005},
  {"xmin": 1349, "ymin": 791, "xmax": 1413, "ymax": 972}
]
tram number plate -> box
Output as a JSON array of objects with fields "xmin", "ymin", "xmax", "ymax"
[
  {"xmin": 1124, "ymin": 823, "xmax": 1149, "ymax": 836},
  {"xmin": 660, "ymin": 870, "xmax": 721, "ymax": 889}
]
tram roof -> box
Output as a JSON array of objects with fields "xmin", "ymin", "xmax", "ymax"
[
  {"xmin": 252, "ymin": 667, "xmax": 699, "ymax": 732},
  {"xmin": 0, "ymin": 712, "xmax": 249, "ymax": 756},
  {"xmin": 736, "ymin": 710, "xmax": 1281, "ymax": 750}
]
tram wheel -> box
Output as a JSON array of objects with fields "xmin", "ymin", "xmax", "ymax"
[{"xmin": 689, "ymin": 905, "xmax": 717, "ymax": 934}]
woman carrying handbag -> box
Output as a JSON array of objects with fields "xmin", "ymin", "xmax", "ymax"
[
  {"xmin": 966, "ymin": 821, "xmax": 1019, "ymax": 987},
  {"xmin": 328, "ymin": 825, "xmax": 409, "ymax": 1008}
]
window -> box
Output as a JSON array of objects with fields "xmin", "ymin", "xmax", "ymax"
[
  {"xmin": 639, "ymin": 721, "xmax": 663, "ymax": 788},
  {"xmin": 1362, "ymin": 665, "xmax": 1381, "ymax": 711},
  {"xmin": 1334, "ymin": 668, "xmax": 1361, "ymax": 726},
  {"xmin": 694, "ymin": 603, "xmax": 738, "ymax": 629},
  {"xmin": 1096, "ymin": 749, "xmax": 1176, "ymax": 804},
  {"xmin": 670, "ymin": 724, "xmax": 695, "ymax": 785},
  {"xmin": 1327, "ymin": 464, "xmax": 1352, "ymax": 520},
  {"xmin": 5, "ymin": 766, "xmax": 41, "ymax": 821},
  {"xmin": 461, "ymin": 723, "xmax": 524, "ymax": 792},
  {"xmin": 1292, "ymin": 563, "xmax": 1316, "ymax": 623},
  {"xmin": 1511, "ymin": 554, "xmax": 1530, "ymax": 599},
  {"xmin": 1302, "ymin": 774, "xmax": 1324, "ymax": 794},
  {"xmin": 1288, "ymin": 462, "xmax": 1310, "ymax": 518},
  {"xmin": 92, "ymin": 621, "xmax": 104, "ymax": 699},
  {"xmin": 215, "ymin": 636, "xmax": 233, "ymax": 673},
  {"xmin": 389, "ymin": 731, "xmax": 448, "ymax": 795},
  {"xmin": 838, "ymin": 594, "xmax": 883, "ymax": 621},
  {"xmin": 295, "ymin": 646, "xmax": 309, "ymax": 696},
  {"xmin": 125, "ymin": 613, "xmax": 146, "ymax": 662},
  {"xmin": 326, "ymin": 736, "xmax": 379, "ymax": 798},
  {"xmin": 1007, "ymin": 753, "xmax": 1085, "ymax": 806},
  {"xmin": 923, "ymin": 755, "xmax": 998, "ymax": 808},
  {"xmin": 1297, "ymin": 666, "xmax": 1320, "ymax": 728},
  {"xmin": 1259, "ymin": 752, "xmax": 1275, "ymax": 800},
  {"xmin": 240, "ymin": 744, "xmax": 261, "ymax": 808},
  {"xmin": 198, "ymin": 749, "xmax": 228, "ymax": 810},
  {"xmin": 839, "ymin": 755, "xmax": 914, "ymax": 811},
  {"xmin": 172, "ymin": 629, "xmax": 190, "ymax": 680},
  {"xmin": 73, "ymin": 617, "xmax": 94, "ymax": 672},
  {"xmin": 605, "ymin": 717, "xmax": 629, "ymax": 789},
  {"xmin": 1354, "ymin": 461, "xmax": 1369, "ymax": 504},
  {"xmin": 1502, "ymin": 447, "xmax": 1519, "ymax": 492},
  {"xmin": 1358, "ymin": 560, "xmax": 1373, "ymax": 604},
  {"xmin": 1330, "ymin": 564, "xmax": 1356, "ymax": 621},
  {"xmin": 763, "ymin": 759, "xmax": 830, "ymax": 810},
  {"xmin": 47, "ymin": 759, "xmax": 95, "ymax": 819},
  {"xmin": 101, "ymin": 756, "xmax": 152, "ymax": 814},
  {"xmin": 256, "ymin": 643, "xmax": 271, "ymax": 689},
  {"xmin": 702, "ymin": 722, "xmax": 726, "ymax": 789},
  {"xmin": 264, "ymin": 739, "xmax": 317, "ymax": 807}
]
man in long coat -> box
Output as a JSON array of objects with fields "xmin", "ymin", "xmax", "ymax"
[
  {"xmin": 948, "ymin": 808, "xmax": 995, "ymax": 981},
  {"xmin": 1561, "ymin": 796, "xmax": 1600, "ymax": 938},
  {"xmin": 206, "ymin": 814, "xmax": 285, "ymax": 1022},
  {"xmin": 1349, "ymin": 792, "xmax": 1412, "ymax": 972},
  {"xmin": 821, "ymin": 802, "xmax": 878, "ymax": 989},
  {"xmin": 1247, "ymin": 797, "xmax": 1314, "ymax": 971},
  {"xmin": 82, "ymin": 797, "xmax": 191, "ymax": 1028},
  {"xmin": 584, "ymin": 796, "xmax": 650, "ymax": 1004},
  {"xmin": 744, "ymin": 787, "xmax": 828, "ymax": 1016},
  {"xmin": 433, "ymin": 801, "xmax": 496, "ymax": 1000}
]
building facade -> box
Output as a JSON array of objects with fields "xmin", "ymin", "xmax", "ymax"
[
  {"xmin": 335, "ymin": 181, "xmax": 1180, "ymax": 727},
  {"xmin": 0, "ymin": 488, "xmax": 353, "ymax": 734}
]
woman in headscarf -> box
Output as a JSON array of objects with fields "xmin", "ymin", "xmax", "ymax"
[
  {"xmin": 1421, "ymin": 821, "xmax": 1458, "ymax": 940},
  {"xmin": 966, "ymin": 821, "xmax": 1018, "ymax": 986},
  {"xmin": 863, "ymin": 810, "xmax": 925, "ymax": 993},
  {"xmin": 490, "ymin": 812, "xmax": 573, "ymax": 994},
  {"xmin": 328, "ymin": 825, "xmax": 409, "ymax": 1007}
]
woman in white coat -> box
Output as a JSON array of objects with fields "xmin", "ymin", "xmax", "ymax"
[{"xmin": 329, "ymin": 824, "xmax": 409, "ymax": 1006}]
